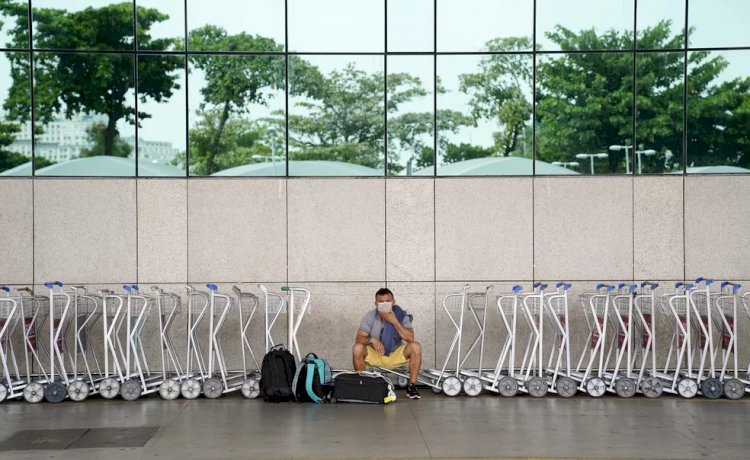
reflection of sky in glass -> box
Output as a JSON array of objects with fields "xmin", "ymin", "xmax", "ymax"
[
  {"xmin": 689, "ymin": 0, "xmax": 750, "ymax": 48},
  {"xmin": 138, "ymin": 55, "xmax": 185, "ymax": 154},
  {"xmin": 437, "ymin": 0, "xmax": 532, "ymax": 52},
  {"xmin": 637, "ymin": 0, "xmax": 684, "ymax": 48},
  {"xmin": 289, "ymin": 0, "xmax": 383, "ymax": 52},
  {"xmin": 388, "ymin": 0, "xmax": 433, "ymax": 52},
  {"xmin": 187, "ymin": 0, "xmax": 284, "ymax": 47},
  {"xmin": 137, "ymin": 0, "xmax": 185, "ymax": 49},
  {"xmin": 536, "ymin": 0, "xmax": 634, "ymax": 50}
]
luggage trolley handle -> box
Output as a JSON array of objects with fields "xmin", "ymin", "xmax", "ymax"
[
  {"xmin": 721, "ymin": 281, "xmax": 742, "ymax": 295},
  {"xmin": 695, "ymin": 277, "xmax": 714, "ymax": 286},
  {"xmin": 281, "ymin": 286, "xmax": 311, "ymax": 361}
]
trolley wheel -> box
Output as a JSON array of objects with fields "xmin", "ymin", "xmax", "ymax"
[
  {"xmin": 585, "ymin": 377, "xmax": 606, "ymax": 398},
  {"xmin": 722, "ymin": 378, "xmax": 745, "ymax": 400},
  {"xmin": 640, "ymin": 377, "xmax": 663, "ymax": 398},
  {"xmin": 45, "ymin": 381, "xmax": 67, "ymax": 403},
  {"xmin": 614, "ymin": 377, "xmax": 637, "ymax": 398},
  {"xmin": 462, "ymin": 376, "xmax": 483, "ymax": 397},
  {"xmin": 159, "ymin": 379, "xmax": 181, "ymax": 400},
  {"xmin": 23, "ymin": 381, "xmax": 44, "ymax": 404},
  {"xmin": 120, "ymin": 380, "xmax": 142, "ymax": 401},
  {"xmin": 396, "ymin": 376, "xmax": 409, "ymax": 389},
  {"xmin": 181, "ymin": 378, "xmax": 201, "ymax": 400},
  {"xmin": 241, "ymin": 378, "xmax": 261, "ymax": 399},
  {"xmin": 526, "ymin": 376, "xmax": 548, "ymax": 398},
  {"xmin": 203, "ymin": 377, "xmax": 224, "ymax": 399},
  {"xmin": 677, "ymin": 378, "xmax": 698, "ymax": 398},
  {"xmin": 68, "ymin": 380, "xmax": 90, "ymax": 402},
  {"xmin": 99, "ymin": 378, "xmax": 120, "ymax": 400},
  {"xmin": 0, "ymin": 383, "xmax": 7, "ymax": 403},
  {"xmin": 441, "ymin": 376, "xmax": 462, "ymax": 397},
  {"xmin": 498, "ymin": 376, "xmax": 518, "ymax": 397},
  {"xmin": 555, "ymin": 376, "xmax": 578, "ymax": 398},
  {"xmin": 431, "ymin": 385, "xmax": 442, "ymax": 394},
  {"xmin": 701, "ymin": 378, "xmax": 723, "ymax": 400}
]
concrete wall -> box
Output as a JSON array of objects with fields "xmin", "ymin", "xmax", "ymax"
[{"xmin": 1, "ymin": 175, "xmax": 749, "ymax": 370}]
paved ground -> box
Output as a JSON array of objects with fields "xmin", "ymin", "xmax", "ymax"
[{"xmin": 0, "ymin": 392, "xmax": 749, "ymax": 460}]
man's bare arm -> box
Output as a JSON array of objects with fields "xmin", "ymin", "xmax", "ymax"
[{"xmin": 355, "ymin": 329, "xmax": 370, "ymax": 346}]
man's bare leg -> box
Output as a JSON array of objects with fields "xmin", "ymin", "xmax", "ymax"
[
  {"xmin": 403, "ymin": 341, "xmax": 422, "ymax": 384},
  {"xmin": 352, "ymin": 343, "xmax": 367, "ymax": 371}
]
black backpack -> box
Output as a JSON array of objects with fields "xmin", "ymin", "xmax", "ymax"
[{"xmin": 259, "ymin": 345, "xmax": 297, "ymax": 402}]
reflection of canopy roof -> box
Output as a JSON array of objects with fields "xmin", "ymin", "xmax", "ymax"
[
  {"xmin": 1, "ymin": 156, "xmax": 185, "ymax": 176},
  {"xmin": 0, "ymin": 161, "xmax": 32, "ymax": 176},
  {"xmin": 414, "ymin": 156, "xmax": 580, "ymax": 176},
  {"xmin": 213, "ymin": 160, "xmax": 382, "ymax": 176},
  {"xmin": 677, "ymin": 166, "xmax": 750, "ymax": 174}
]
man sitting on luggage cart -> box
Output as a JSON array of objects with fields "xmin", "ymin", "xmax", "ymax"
[{"xmin": 352, "ymin": 288, "xmax": 422, "ymax": 399}]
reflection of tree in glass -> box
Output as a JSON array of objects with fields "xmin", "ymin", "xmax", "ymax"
[
  {"xmin": 1, "ymin": 2, "xmax": 181, "ymax": 159},
  {"xmin": 459, "ymin": 37, "xmax": 533, "ymax": 158},
  {"xmin": 187, "ymin": 25, "xmax": 286, "ymax": 175},
  {"xmin": 80, "ymin": 122, "xmax": 132, "ymax": 158}
]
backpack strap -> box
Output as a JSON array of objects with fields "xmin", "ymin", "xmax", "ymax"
[
  {"xmin": 292, "ymin": 361, "xmax": 305, "ymax": 400},
  {"xmin": 305, "ymin": 363, "xmax": 323, "ymax": 403}
]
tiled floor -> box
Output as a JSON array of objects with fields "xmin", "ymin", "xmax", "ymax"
[{"xmin": 0, "ymin": 393, "xmax": 748, "ymax": 459}]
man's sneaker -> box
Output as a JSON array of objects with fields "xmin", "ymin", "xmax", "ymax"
[{"xmin": 406, "ymin": 383, "xmax": 421, "ymax": 399}]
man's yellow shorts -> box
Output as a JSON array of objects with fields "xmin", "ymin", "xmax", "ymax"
[{"xmin": 364, "ymin": 344, "xmax": 408, "ymax": 369}]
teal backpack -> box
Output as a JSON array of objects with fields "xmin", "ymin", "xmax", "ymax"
[{"xmin": 292, "ymin": 353, "xmax": 332, "ymax": 403}]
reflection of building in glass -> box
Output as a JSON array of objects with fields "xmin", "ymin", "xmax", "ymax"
[{"xmin": 5, "ymin": 114, "xmax": 177, "ymax": 164}]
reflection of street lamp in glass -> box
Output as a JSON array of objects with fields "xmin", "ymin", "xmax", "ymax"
[
  {"xmin": 551, "ymin": 161, "xmax": 580, "ymax": 170},
  {"xmin": 635, "ymin": 149, "xmax": 656, "ymax": 174},
  {"xmin": 575, "ymin": 153, "xmax": 608, "ymax": 175},
  {"xmin": 609, "ymin": 144, "xmax": 632, "ymax": 173}
]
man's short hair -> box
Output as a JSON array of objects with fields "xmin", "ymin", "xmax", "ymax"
[{"xmin": 375, "ymin": 287, "xmax": 393, "ymax": 298}]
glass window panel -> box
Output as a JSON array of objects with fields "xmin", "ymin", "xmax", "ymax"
[
  {"xmin": 437, "ymin": 0, "xmax": 532, "ymax": 52},
  {"xmin": 137, "ymin": 0, "xmax": 184, "ymax": 51},
  {"xmin": 288, "ymin": 55, "xmax": 384, "ymax": 176},
  {"xmin": 0, "ymin": 51, "xmax": 32, "ymax": 176},
  {"xmin": 687, "ymin": 50, "xmax": 750, "ymax": 173},
  {"xmin": 388, "ymin": 0, "xmax": 433, "ymax": 52},
  {"xmin": 187, "ymin": 0, "xmax": 284, "ymax": 51},
  {"xmin": 636, "ymin": 52, "xmax": 684, "ymax": 174},
  {"xmin": 688, "ymin": 0, "xmax": 750, "ymax": 48},
  {"xmin": 536, "ymin": 0, "xmax": 634, "ymax": 51},
  {"xmin": 536, "ymin": 53, "xmax": 633, "ymax": 175},
  {"xmin": 32, "ymin": 1, "xmax": 135, "ymax": 51},
  {"xmin": 187, "ymin": 54, "xmax": 285, "ymax": 176},
  {"xmin": 33, "ymin": 52, "xmax": 136, "ymax": 176},
  {"xmin": 636, "ymin": 0, "xmax": 685, "ymax": 49},
  {"xmin": 437, "ymin": 54, "xmax": 533, "ymax": 176},
  {"xmin": 387, "ymin": 55, "xmax": 434, "ymax": 176},
  {"xmin": 137, "ymin": 54, "xmax": 186, "ymax": 176},
  {"xmin": 289, "ymin": 0, "xmax": 384, "ymax": 52},
  {"xmin": 0, "ymin": 0, "xmax": 29, "ymax": 50}
]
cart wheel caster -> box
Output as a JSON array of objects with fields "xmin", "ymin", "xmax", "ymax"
[
  {"xmin": 555, "ymin": 376, "xmax": 578, "ymax": 398},
  {"xmin": 203, "ymin": 378, "xmax": 224, "ymax": 399},
  {"xmin": 120, "ymin": 380, "xmax": 142, "ymax": 401},
  {"xmin": 396, "ymin": 376, "xmax": 409, "ymax": 389},
  {"xmin": 181, "ymin": 378, "xmax": 201, "ymax": 400},
  {"xmin": 99, "ymin": 378, "xmax": 120, "ymax": 399},
  {"xmin": 431, "ymin": 385, "xmax": 442, "ymax": 394},
  {"xmin": 45, "ymin": 381, "xmax": 67, "ymax": 403},
  {"xmin": 701, "ymin": 378, "xmax": 723, "ymax": 399},
  {"xmin": 68, "ymin": 380, "xmax": 90, "ymax": 402},
  {"xmin": 677, "ymin": 378, "xmax": 698, "ymax": 398},
  {"xmin": 241, "ymin": 378, "xmax": 261, "ymax": 399},
  {"xmin": 585, "ymin": 377, "xmax": 606, "ymax": 398},
  {"xmin": 441, "ymin": 376, "xmax": 462, "ymax": 397},
  {"xmin": 615, "ymin": 377, "xmax": 637, "ymax": 398},
  {"xmin": 640, "ymin": 377, "xmax": 663, "ymax": 398},
  {"xmin": 722, "ymin": 378, "xmax": 745, "ymax": 400},
  {"xmin": 527, "ymin": 376, "xmax": 548, "ymax": 397},
  {"xmin": 0, "ymin": 383, "xmax": 7, "ymax": 403},
  {"xmin": 498, "ymin": 376, "xmax": 518, "ymax": 397},
  {"xmin": 462, "ymin": 376, "xmax": 483, "ymax": 397},
  {"xmin": 159, "ymin": 379, "xmax": 181, "ymax": 400},
  {"xmin": 23, "ymin": 381, "xmax": 44, "ymax": 403}
]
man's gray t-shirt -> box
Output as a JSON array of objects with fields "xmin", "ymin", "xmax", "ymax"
[{"xmin": 359, "ymin": 307, "xmax": 413, "ymax": 342}]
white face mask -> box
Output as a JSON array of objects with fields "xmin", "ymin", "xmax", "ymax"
[{"xmin": 377, "ymin": 301, "xmax": 393, "ymax": 313}]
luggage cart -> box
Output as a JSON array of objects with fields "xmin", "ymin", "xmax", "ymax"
[
  {"xmin": 688, "ymin": 277, "xmax": 723, "ymax": 399},
  {"xmin": 98, "ymin": 289, "xmax": 127, "ymax": 400},
  {"xmin": 654, "ymin": 282, "xmax": 699, "ymax": 398},
  {"xmin": 65, "ymin": 286, "xmax": 104, "ymax": 402},
  {"xmin": 597, "ymin": 283, "xmax": 639, "ymax": 398},
  {"xmin": 713, "ymin": 282, "xmax": 744, "ymax": 399},
  {"xmin": 259, "ymin": 284, "xmax": 287, "ymax": 354},
  {"xmin": 572, "ymin": 284, "xmax": 615, "ymax": 397},
  {"xmin": 0, "ymin": 287, "xmax": 22, "ymax": 403},
  {"xmin": 632, "ymin": 282, "xmax": 663, "ymax": 398},
  {"xmin": 201, "ymin": 284, "xmax": 243, "ymax": 399},
  {"xmin": 452, "ymin": 285, "xmax": 493, "ymax": 397},
  {"xmin": 542, "ymin": 282, "xmax": 577, "ymax": 397},
  {"xmin": 35, "ymin": 282, "xmax": 73, "ymax": 403},
  {"xmin": 181, "ymin": 285, "xmax": 210, "ymax": 399},
  {"xmin": 153, "ymin": 286, "xmax": 185, "ymax": 401},
  {"xmin": 232, "ymin": 286, "xmax": 262, "ymax": 399}
]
